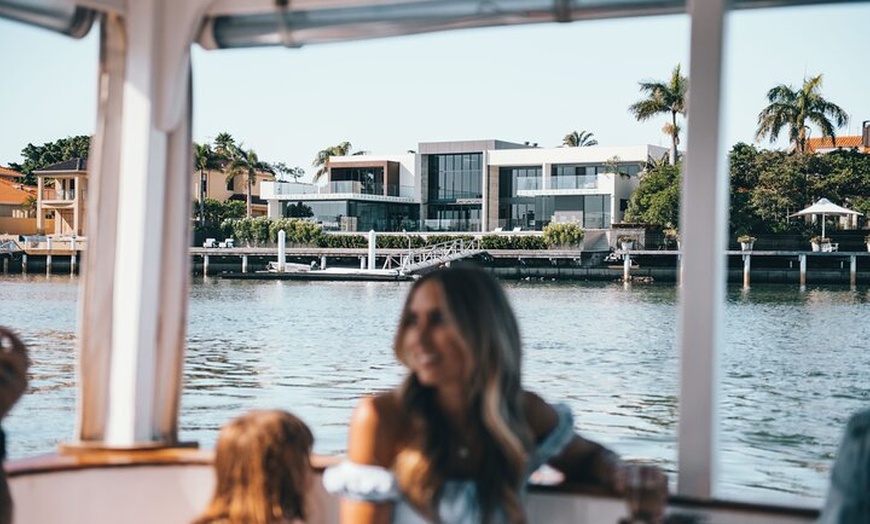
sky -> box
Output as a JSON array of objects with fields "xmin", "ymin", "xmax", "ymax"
[{"xmin": 1, "ymin": 3, "xmax": 868, "ymax": 182}]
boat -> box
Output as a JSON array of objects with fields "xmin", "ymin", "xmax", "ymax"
[{"xmin": 0, "ymin": 0, "xmax": 858, "ymax": 522}]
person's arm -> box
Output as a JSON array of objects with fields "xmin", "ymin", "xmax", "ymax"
[
  {"xmin": 339, "ymin": 394, "xmax": 399, "ymax": 524},
  {"xmin": 524, "ymin": 392, "xmax": 623, "ymax": 491}
]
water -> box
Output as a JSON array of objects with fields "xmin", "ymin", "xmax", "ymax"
[{"xmin": 1, "ymin": 274, "xmax": 868, "ymax": 507}]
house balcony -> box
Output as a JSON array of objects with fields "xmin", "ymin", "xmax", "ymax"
[
  {"xmin": 517, "ymin": 174, "xmax": 606, "ymax": 197},
  {"xmin": 261, "ymin": 181, "xmax": 416, "ymax": 202}
]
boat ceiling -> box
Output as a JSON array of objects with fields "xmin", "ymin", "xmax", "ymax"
[{"xmin": 0, "ymin": 0, "xmax": 865, "ymax": 48}]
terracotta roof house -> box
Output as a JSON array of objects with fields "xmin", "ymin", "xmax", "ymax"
[
  {"xmin": 806, "ymin": 120, "xmax": 870, "ymax": 154},
  {"xmin": 34, "ymin": 158, "xmax": 89, "ymax": 236},
  {"xmin": 0, "ymin": 177, "xmax": 36, "ymax": 218},
  {"xmin": 0, "ymin": 165, "xmax": 23, "ymax": 181}
]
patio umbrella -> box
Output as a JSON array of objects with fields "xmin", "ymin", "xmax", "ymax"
[{"xmin": 789, "ymin": 198, "xmax": 863, "ymax": 238}]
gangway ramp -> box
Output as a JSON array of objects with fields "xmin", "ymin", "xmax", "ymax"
[{"xmin": 385, "ymin": 238, "xmax": 484, "ymax": 275}]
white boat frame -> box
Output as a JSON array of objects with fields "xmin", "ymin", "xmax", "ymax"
[{"xmin": 2, "ymin": 0, "xmax": 861, "ymax": 521}]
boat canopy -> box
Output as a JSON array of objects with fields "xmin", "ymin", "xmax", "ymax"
[{"xmin": 1, "ymin": 0, "xmax": 866, "ymax": 505}]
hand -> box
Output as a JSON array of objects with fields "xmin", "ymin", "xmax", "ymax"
[{"xmin": 616, "ymin": 463, "xmax": 669, "ymax": 524}]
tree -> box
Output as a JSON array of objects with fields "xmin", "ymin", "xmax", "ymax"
[
  {"xmin": 9, "ymin": 135, "xmax": 91, "ymax": 185},
  {"xmin": 628, "ymin": 65, "xmax": 688, "ymax": 165},
  {"xmin": 225, "ymin": 147, "xmax": 274, "ymax": 217},
  {"xmin": 272, "ymin": 162, "xmax": 306, "ymax": 182},
  {"xmin": 194, "ymin": 143, "xmax": 221, "ymax": 225},
  {"xmin": 755, "ymin": 74, "xmax": 849, "ymax": 154},
  {"xmin": 562, "ymin": 130, "xmax": 598, "ymax": 147},
  {"xmin": 213, "ymin": 132, "xmax": 237, "ymax": 161},
  {"xmin": 624, "ymin": 161, "xmax": 681, "ymax": 227},
  {"xmin": 312, "ymin": 141, "xmax": 365, "ymax": 183}
]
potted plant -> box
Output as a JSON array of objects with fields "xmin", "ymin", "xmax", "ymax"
[
  {"xmin": 810, "ymin": 236, "xmax": 831, "ymax": 252},
  {"xmin": 737, "ymin": 234, "xmax": 756, "ymax": 251},
  {"xmin": 663, "ymin": 228, "xmax": 680, "ymax": 250},
  {"xmin": 617, "ymin": 235, "xmax": 636, "ymax": 250}
]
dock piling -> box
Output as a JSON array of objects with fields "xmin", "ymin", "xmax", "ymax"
[
  {"xmin": 850, "ymin": 255, "xmax": 857, "ymax": 287},
  {"xmin": 203, "ymin": 254, "xmax": 209, "ymax": 276},
  {"xmin": 623, "ymin": 251, "xmax": 631, "ymax": 282},
  {"xmin": 742, "ymin": 254, "xmax": 751, "ymax": 288},
  {"xmin": 242, "ymin": 255, "xmax": 248, "ymax": 274},
  {"xmin": 799, "ymin": 254, "xmax": 807, "ymax": 286}
]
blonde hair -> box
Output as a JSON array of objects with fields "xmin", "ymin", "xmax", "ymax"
[
  {"xmin": 393, "ymin": 265, "xmax": 532, "ymax": 522},
  {"xmin": 193, "ymin": 410, "xmax": 313, "ymax": 524}
]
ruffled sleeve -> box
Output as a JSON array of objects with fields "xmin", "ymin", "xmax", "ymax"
[
  {"xmin": 529, "ymin": 403, "xmax": 575, "ymax": 471},
  {"xmin": 322, "ymin": 461, "xmax": 401, "ymax": 503}
]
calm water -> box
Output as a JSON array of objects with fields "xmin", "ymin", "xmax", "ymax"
[{"xmin": 1, "ymin": 274, "xmax": 868, "ymax": 507}]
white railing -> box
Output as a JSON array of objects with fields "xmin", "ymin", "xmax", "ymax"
[{"xmin": 394, "ymin": 237, "xmax": 483, "ymax": 274}]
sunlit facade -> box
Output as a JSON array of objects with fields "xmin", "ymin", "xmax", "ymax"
[{"xmin": 264, "ymin": 140, "xmax": 666, "ymax": 232}]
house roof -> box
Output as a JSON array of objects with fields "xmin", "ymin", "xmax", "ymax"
[
  {"xmin": 0, "ymin": 166, "xmax": 22, "ymax": 180},
  {"xmin": 0, "ymin": 178, "xmax": 36, "ymax": 205},
  {"xmin": 35, "ymin": 157, "xmax": 88, "ymax": 173},
  {"xmin": 806, "ymin": 135, "xmax": 869, "ymax": 153}
]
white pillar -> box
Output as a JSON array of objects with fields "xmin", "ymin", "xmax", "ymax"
[
  {"xmin": 75, "ymin": 2, "xmax": 201, "ymax": 448},
  {"xmin": 742, "ymin": 254, "xmax": 751, "ymax": 288},
  {"xmin": 368, "ymin": 230, "xmax": 376, "ymax": 270},
  {"xmin": 677, "ymin": 0, "xmax": 727, "ymax": 498},
  {"xmin": 46, "ymin": 236, "xmax": 53, "ymax": 275},
  {"xmin": 850, "ymin": 255, "xmax": 857, "ymax": 287},
  {"xmin": 277, "ymin": 230, "xmax": 286, "ymax": 272},
  {"xmin": 242, "ymin": 255, "xmax": 248, "ymax": 274}
]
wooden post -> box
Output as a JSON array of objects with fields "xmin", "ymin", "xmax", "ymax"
[
  {"xmin": 22, "ymin": 254, "xmax": 27, "ymax": 274},
  {"xmin": 242, "ymin": 255, "xmax": 248, "ymax": 274},
  {"xmin": 799, "ymin": 254, "xmax": 807, "ymax": 286},
  {"xmin": 850, "ymin": 255, "xmax": 857, "ymax": 287},
  {"xmin": 742, "ymin": 254, "xmax": 751, "ymax": 288},
  {"xmin": 2, "ymin": 258, "xmax": 7, "ymax": 274},
  {"xmin": 360, "ymin": 256, "xmax": 366, "ymax": 269},
  {"xmin": 321, "ymin": 255, "xmax": 327, "ymax": 270},
  {"xmin": 203, "ymin": 254, "xmax": 209, "ymax": 276}
]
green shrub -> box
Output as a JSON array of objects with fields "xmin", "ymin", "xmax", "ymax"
[{"xmin": 542, "ymin": 223, "xmax": 584, "ymax": 248}]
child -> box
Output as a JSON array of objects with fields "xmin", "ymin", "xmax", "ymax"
[{"xmin": 193, "ymin": 410, "xmax": 314, "ymax": 524}]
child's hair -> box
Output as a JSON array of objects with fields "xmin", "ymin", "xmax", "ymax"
[{"xmin": 193, "ymin": 410, "xmax": 314, "ymax": 524}]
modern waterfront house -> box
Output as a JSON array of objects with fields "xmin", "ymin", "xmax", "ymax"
[{"xmin": 261, "ymin": 140, "xmax": 668, "ymax": 232}]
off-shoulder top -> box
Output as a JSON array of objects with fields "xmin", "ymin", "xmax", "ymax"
[{"xmin": 323, "ymin": 403, "xmax": 575, "ymax": 524}]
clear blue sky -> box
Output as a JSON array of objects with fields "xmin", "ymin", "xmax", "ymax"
[{"xmin": 1, "ymin": 4, "xmax": 867, "ymax": 182}]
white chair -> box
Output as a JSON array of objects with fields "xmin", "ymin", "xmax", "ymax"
[
  {"xmin": 512, "ymin": 227, "xmax": 522, "ymax": 233},
  {"xmin": 203, "ymin": 238, "xmax": 216, "ymax": 248},
  {"xmin": 493, "ymin": 227, "xmax": 503, "ymax": 233}
]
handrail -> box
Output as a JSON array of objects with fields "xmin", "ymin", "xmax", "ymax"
[{"xmin": 399, "ymin": 237, "xmax": 484, "ymax": 274}]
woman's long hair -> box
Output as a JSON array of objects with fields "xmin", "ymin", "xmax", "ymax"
[
  {"xmin": 193, "ymin": 410, "xmax": 314, "ymax": 524},
  {"xmin": 393, "ymin": 265, "xmax": 532, "ymax": 523}
]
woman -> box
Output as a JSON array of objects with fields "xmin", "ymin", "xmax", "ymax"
[
  {"xmin": 193, "ymin": 410, "xmax": 314, "ymax": 524},
  {"xmin": 324, "ymin": 265, "xmax": 667, "ymax": 523}
]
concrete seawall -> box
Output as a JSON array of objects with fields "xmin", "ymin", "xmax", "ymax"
[{"xmin": 6, "ymin": 248, "xmax": 870, "ymax": 285}]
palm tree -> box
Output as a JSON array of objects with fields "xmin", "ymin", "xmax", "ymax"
[
  {"xmin": 213, "ymin": 132, "xmax": 237, "ymax": 161},
  {"xmin": 562, "ymin": 130, "xmax": 598, "ymax": 147},
  {"xmin": 629, "ymin": 64, "xmax": 688, "ymax": 165},
  {"xmin": 312, "ymin": 141, "xmax": 355, "ymax": 183},
  {"xmin": 194, "ymin": 143, "xmax": 220, "ymax": 225},
  {"xmin": 755, "ymin": 74, "xmax": 849, "ymax": 154},
  {"xmin": 272, "ymin": 162, "xmax": 306, "ymax": 182},
  {"xmin": 225, "ymin": 147, "xmax": 274, "ymax": 217}
]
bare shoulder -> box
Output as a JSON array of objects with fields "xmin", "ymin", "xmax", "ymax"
[
  {"xmin": 347, "ymin": 390, "xmax": 404, "ymax": 467},
  {"xmin": 522, "ymin": 390, "xmax": 560, "ymax": 442}
]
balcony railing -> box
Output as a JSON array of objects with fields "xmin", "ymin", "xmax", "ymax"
[
  {"xmin": 265, "ymin": 181, "xmax": 415, "ymax": 199},
  {"xmin": 550, "ymin": 174, "xmax": 598, "ymax": 190}
]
